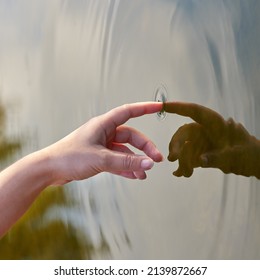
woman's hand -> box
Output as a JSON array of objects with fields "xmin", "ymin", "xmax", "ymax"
[
  {"xmin": 163, "ymin": 102, "xmax": 260, "ymax": 178},
  {"xmin": 45, "ymin": 102, "xmax": 164, "ymax": 185},
  {"xmin": 0, "ymin": 102, "xmax": 163, "ymax": 237}
]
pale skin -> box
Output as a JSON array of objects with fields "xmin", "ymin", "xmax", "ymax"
[
  {"xmin": 0, "ymin": 102, "xmax": 164, "ymax": 237},
  {"xmin": 163, "ymin": 102, "xmax": 260, "ymax": 179}
]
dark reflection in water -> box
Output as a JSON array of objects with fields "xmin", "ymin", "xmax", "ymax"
[{"xmin": 0, "ymin": 187, "xmax": 109, "ymax": 260}]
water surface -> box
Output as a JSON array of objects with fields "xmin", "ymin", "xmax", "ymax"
[{"xmin": 0, "ymin": 0, "xmax": 259, "ymax": 259}]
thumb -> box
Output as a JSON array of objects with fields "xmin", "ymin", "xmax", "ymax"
[
  {"xmin": 199, "ymin": 149, "xmax": 231, "ymax": 174},
  {"xmin": 103, "ymin": 151, "xmax": 154, "ymax": 172}
]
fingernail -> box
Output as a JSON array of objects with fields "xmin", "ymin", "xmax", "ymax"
[{"xmin": 141, "ymin": 159, "xmax": 154, "ymax": 170}]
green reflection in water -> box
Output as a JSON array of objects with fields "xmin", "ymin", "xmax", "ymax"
[
  {"xmin": 0, "ymin": 188, "xmax": 93, "ymax": 259},
  {"xmin": 0, "ymin": 103, "xmax": 21, "ymax": 161},
  {"xmin": 0, "ymin": 103, "xmax": 109, "ymax": 259}
]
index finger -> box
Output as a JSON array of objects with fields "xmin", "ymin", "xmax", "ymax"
[
  {"xmin": 163, "ymin": 102, "xmax": 226, "ymax": 131},
  {"xmin": 103, "ymin": 102, "xmax": 163, "ymax": 127}
]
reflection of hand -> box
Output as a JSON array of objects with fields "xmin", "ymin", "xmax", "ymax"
[
  {"xmin": 46, "ymin": 102, "xmax": 164, "ymax": 185},
  {"xmin": 163, "ymin": 102, "xmax": 260, "ymax": 179}
]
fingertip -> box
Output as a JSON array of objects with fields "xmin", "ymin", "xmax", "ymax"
[
  {"xmin": 168, "ymin": 153, "xmax": 178, "ymax": 162},
  {"xmin": 173, "ymin": 167, "xmax": 193, "ymax": 177},
  {"xmin": 183, "ymin": 169, "xmax": 193, "ymax": 177},
  {"xmin": 154, "ymin": 152, "xmax": 164, "ymax": 162},
  {"xmin": 173, "ymin": 169, "xmax": 182, "ymax": 177}
]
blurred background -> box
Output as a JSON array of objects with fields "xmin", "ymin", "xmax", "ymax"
[{"xmin": 0, "ymin": 0, "xmax": 259, "ymax": 259}]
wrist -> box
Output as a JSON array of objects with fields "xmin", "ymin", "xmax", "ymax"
[
  {"xmin": 36, "ymin": 148, "xmax": 67, "ymax": 186},
  {"xmin": 24, "ymin": 149, "xmax": 58, "ymax": 189}
]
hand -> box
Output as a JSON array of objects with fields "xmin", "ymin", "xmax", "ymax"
[
  {"xmin": 163, "ymin": 102, "xmax": 260, "ymax": 178},
  {"xmin": 0, "ymin": 102, "xmax": 164, "ymax": 237},
  {"xmin": 45, "ymin": 102, "xmax": 164, "ymax": 185}
]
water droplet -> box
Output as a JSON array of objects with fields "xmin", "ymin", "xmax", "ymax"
[{"xmin": 154, "ymin": 84, "xmax": 167, "ymax": 120}]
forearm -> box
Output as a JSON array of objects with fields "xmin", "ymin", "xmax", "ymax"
[{"xmin": 0, "ymin": 150, "xmax": 53, "ymax": 237}]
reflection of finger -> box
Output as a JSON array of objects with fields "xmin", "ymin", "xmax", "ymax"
[
  {"xmin": 168, "ymin": 123, "xmax": 202, "ymax": 162},
  {"xmin": 200, "ymin": 149, "xmax": 231, "ymax": 174},
  {"xmin": 200, "ymin": 145, "xmax": 249, "ymax": 176},
  {"xmin": 168, "ymin": 152, "xmax": 178, "ymax": 162},
  {"xmin": 173, "ymin": 166, "xmax": 184, "ymax": 177},
  {"xmin": 178, "ymin": 141, "xmax": 194, "ymax": 177},
  {"xmin": 168, "ymin": 137, "xmax": 181, "ymax": 162},
  {"xmin": 172, "ymin": 163, "xmax": 193, "ymax": 177},
  {"xmin": 163, "ymin": 102, "xmax": 226, "ymax": 136},
  {"xmin": 168, "ymin": 126, "xmax": 189, "ymax": 161},
  {"xmin": 114, "ymin": 125, "xmax": 163, "ymax": 162},
  {"xmin": 171, "ymin": 142, "xmax": 194, "ymax": 177}
]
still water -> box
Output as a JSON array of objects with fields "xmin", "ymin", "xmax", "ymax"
[{"xmin": 0, "ymin": 0, "xmax": 259, "ymax": 259}]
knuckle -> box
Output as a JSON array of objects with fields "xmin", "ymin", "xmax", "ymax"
[
  {"xmin": 123, "ymin": 154, "xmax": 135, "ymax": 170},
  {"xmin": 227, "ymin": 117, "xmax": 235, "ymax": 126}
]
